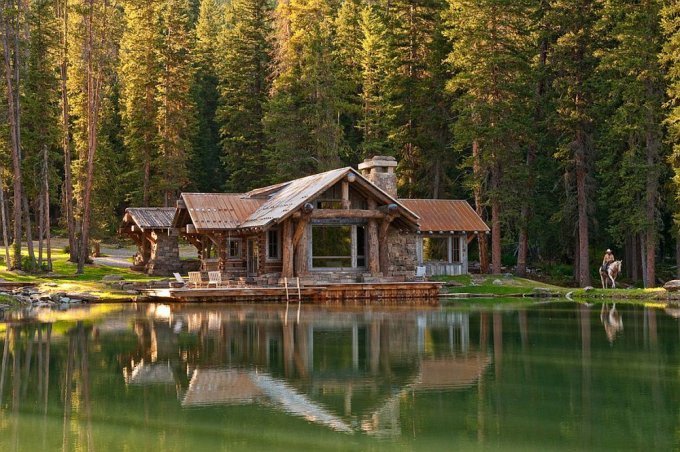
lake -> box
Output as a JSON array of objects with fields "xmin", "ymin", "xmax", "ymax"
[{"xmin": 0, "ymin": 300, "xmax": 677, "ymax": 451}]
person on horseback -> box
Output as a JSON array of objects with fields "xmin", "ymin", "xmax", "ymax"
[{"xmin": 602, "ymin": 249, "xmax": 615, "ymax": 273}]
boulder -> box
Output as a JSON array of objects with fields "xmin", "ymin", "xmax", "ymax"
[
  {"xmin": 584, "ymin": 286, "xmax": 595, "ymax": 292},
  {"xmin": 102, "ymin": 274, "xmax": 123, "ymax": 281},
  {"xmin": 492, "ymin": 279, "xmax": 503, "ymax": 286},
  {"xmin": 663, "ymin": 280, "xmax": 680, "ymax": 292}
]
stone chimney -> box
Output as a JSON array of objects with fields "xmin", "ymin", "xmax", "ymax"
[{"xmin": 358, "ymin": 156, "xmax": 398, "ymax": 198}]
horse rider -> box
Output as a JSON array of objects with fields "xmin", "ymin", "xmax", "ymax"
[{"xmin": 602, "ymin": 249, "xmax": 615, "ymax": 273}]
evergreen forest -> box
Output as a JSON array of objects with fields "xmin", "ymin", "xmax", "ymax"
[{"xmin": 1, "ymin": 0, "xmax": 680, "ymax": 287}]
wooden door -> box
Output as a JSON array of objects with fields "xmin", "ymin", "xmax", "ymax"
[{"xmin": 247, "ymin": 238, "xmax": 259, "ymax": 276}]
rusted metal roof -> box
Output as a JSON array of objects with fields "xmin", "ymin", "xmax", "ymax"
[
  {"xmin": 398, "ymin": 199, "xmax": 489, "ymax": 233},
  {"xmin": 240, "ymin": 167, "xmax": 419, "ymax": 229},
  {"xmin": 124, "ymin": 208, "xmax": 176, "ymax": 230},
  {"xmin": 182, "ymin": 193, "xmax": 265, "ymax": 231}
]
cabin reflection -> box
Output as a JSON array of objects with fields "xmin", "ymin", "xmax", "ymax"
[{"xmin": 121, "ymin": 305, "xmax": 491, "ymax": 435}]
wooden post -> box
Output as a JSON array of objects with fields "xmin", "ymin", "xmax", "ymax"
[
  {"xmin": 217, "ymin": 233, "xmax": 227, "ymax": 272},
  {"xmin": 282, "ymin": 220, "xmax": 294, "ymax": 277},
  {"xmin": 341, "ymin": 180, "xmax": 350, "ymax": 209},
  {"xmin": 367, "ymin": 199, "xmax": 379, "ymax": 275},
  {"xmin": 293, "ymin": 203, "xmax": 313, "ymax": 276}
]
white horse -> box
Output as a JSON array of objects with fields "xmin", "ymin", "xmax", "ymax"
[{"xmin": 600, "ymin": 260, "xmax": 622, "ymax": 289}]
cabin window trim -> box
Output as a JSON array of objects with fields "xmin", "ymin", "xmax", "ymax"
[
  {"xmin": 310, "ymin": 223, "xmax": 366, "ymax": 271},
  {"xmin": 266, "ymin": 228, "xmax": 281, "ymax": 261},
  {"xmin": 227, "ymin": 238, "xmax": 242, "ymax": 259}
]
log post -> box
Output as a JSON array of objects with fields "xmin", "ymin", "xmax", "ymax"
[
  {"xmin": 217, "ymin": 233, "xmax": 227, "ymax": 272},
  {"xmin": 367, "ymin": 199, "xmax": 380, "ymax": 275},
  {"xmin": 293, "ymin": 203, "xmax": 313, "ymax": 276},
  {"xmin": 282, "ymin": 220, "xmax": 294, "ymax": 278},
  {"xmin": 341, "ymin": 180, "xmax": 350, "ymax": 209},
  {"xmin": 378, "ymin": 205, "xmax": 398, "ymax": 276}
]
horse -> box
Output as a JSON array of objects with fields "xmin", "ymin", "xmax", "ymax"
[
  {"xmin": 600, "ymin": 302, "xmax": 623, "ymax": 343},
  {"xmin": 600, "ymin": 260, "xmax": 622, "ymax": 289}
]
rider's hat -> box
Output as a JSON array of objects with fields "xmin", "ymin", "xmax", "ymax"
[{"xmin": 606, "ymin": 249, "xmax": 611, "ymax": 253}]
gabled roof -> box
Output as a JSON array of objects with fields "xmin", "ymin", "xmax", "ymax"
[
  {"xmin": 398, "ymin": 199, "xmax": 489, "ymax": 233},
  {"xmin": 123, "ymin": 207, "xmax": 176, "ymax": 230},
  {"xmin": 179, "ymin": 193, "xmax": 266, "ymax": 231},
  {"xmin": 240, "ymin": 167, "xmax": 419, "ymax": 229}
]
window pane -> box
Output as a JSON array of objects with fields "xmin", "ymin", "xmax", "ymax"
[
  {"xmin": 452, "ymin": 237, "xmax": 461, "ymax": 262},
  {"xmin": 312, "ymin": 226, "xmax": 352, "ymax": 268},
  {"xmin": 228, "ymin": 240, "xmax": 241, "ymax": 258},
  {"xmin": 268, "ymin": 230, "xmax": 279, "ymax": 259},
  {"xmin": 423, "ymin": 237, "xmax": 449, "ymax": 261}
]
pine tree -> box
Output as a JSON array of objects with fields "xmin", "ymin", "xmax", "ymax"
[
  {"xmin": 662, "ymin": 0, "xmax": 680, "ymax": 274},
  {"xmin": 548, "ymin": 0, "xmax": 600, "ymax": 286},
  {"xmin": 217, "ymin": 0, "xmax": 272, "ymax": 191},
  {"xmin": 445, "ymin": 0, "xmax": 536, "ymax": 273},
  {"xmin": 156, "ymin": 0, "xmax": 197, "ymax": 206},
  {"xmin": 191, "ymin": 0, "xmax": 224, "ymax": 192},
  {"xmin": 596, "ymin": 0, "xmax": 666, "ymax": 287},
  {"xmin": 119, "ymin": 0, "xmax": 161, "ymax": 206},
  {"xmin": 265, "ymin": 0, "xmax": 346, "ymax": 181}
]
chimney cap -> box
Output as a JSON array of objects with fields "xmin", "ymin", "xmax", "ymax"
[{"xmin": 358, "ymin": 155, "xmax": 398, "ymax": 171}]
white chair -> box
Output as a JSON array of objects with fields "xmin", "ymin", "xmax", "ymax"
[
  {"xmin": 207, "ymin": 271, "xmax": 222, "ymax": 288},
  {"xmin": 188, "ymin": 271, "xmax": 203, "ymax": 288},
  {"xmin": 415, "ymin": 266, "xmax": 427, "ymax": 281},
  {"xmin": 170, "ymin": 273, "xmax": 186, "ymax": 288}
]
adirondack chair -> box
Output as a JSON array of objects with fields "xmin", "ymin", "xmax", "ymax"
[
  {"xmin": 170, "ymin": 273, "xmax": 186, "ymax": 288},
  {"xmin": 207, "ymin": 271, "xmax": 222, "ymax": 288},
  {"xmin": 188, "ymin": 271, "xmax": 203, "ymax": 288},
  {"xmin": 415, "ymin": 266, "xmax": 427, "ymax": 281}
]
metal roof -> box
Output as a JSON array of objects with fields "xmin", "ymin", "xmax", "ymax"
[
  {"xmin": 124, "ymin": 207, "xmax": 176, "ymax": 230},
  {"xmin": 182, "ymin": 193, "xmax": 265, "ymax": 231},
  {"xmin": 240, "ymin": 167, "xmax": 419, "ymax": 229},
  {"xmin": 398, "ymin": 199, "xmax": 489, "ymax": 233}
]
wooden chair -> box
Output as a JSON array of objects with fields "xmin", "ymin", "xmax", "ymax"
[
  {"xmin": 188, "ymin": 271, "xmax": 203, "ymax": 288},
  {"xmin": 207, "ymin": 271, "xmax": 222, "ymax": 288}
]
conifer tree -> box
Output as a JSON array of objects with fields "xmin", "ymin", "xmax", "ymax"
[
  {"xmin": 217, "ymin": 0, "xmax": 272, "ymax": 191},
  {"xmin": 548, "ymin": 0, "xmax": 600, "ymax": 286},
  {"xmin": 192, "ymin": 0, "xmax": 224, "ymax": 192},
  {"xmin": 446, "ymin": 0, "xmax": 535, "ymax": 273},
  {"xmin": 119, "ymin": 0, "xmax": 161, "ymax": 206},
  {"xmin": 265, "ymin": 0, "xmax": 345, "ymax": 180},
  {"xmin": 597, "ymin": 0, "xmax": 666, "ymax": 287}
]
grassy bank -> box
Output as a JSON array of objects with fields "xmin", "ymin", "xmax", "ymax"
[{"xmin": 0, "ymin": 248, "xmax": 164, "ymax": 300}]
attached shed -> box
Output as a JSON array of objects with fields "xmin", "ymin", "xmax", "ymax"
[
  {"xmin": 120, "ymin": 207, "xmax": 182, "ymax": 276},
  {"xmin": 398, "ymin": 199, "xmax": 490, "ymax": 276}
]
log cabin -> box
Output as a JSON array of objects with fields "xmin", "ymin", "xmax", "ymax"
[{"xmin": 121, "ymin": 156, "xmax": 488, "ymax": 280}]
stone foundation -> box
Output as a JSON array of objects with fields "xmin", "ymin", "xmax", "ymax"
[
  {"xmin": 387, "ymin": 231, "xmax": 417, "ymax": 278},
  {"xmin": 146, "ymin": 229, "xmax": 183, "ymax": 276}
]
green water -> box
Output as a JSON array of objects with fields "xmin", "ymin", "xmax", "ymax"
[{"xmin": 0, "ymin": 301, "xmax": 677, "ymax": 451}]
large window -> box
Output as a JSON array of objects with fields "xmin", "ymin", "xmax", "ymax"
[
  {"xmin": 423, "ymin": 237, "xmax": 449, "ymax": 262},
  {"xmin": 312, "ymin": 225, "xmax": 366, "ymax": 269}
]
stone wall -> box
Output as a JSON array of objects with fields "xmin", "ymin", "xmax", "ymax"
[
  {"xmin": 387, "ymin": 230, "xmax": 417, "ymax": 278},
  {"xmin": 146, "ymin": 229, "xmax": 183, "ymax": 276}
]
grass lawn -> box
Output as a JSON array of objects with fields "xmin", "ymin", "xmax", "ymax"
[
  {"xmin": 434, "ymin": 274, "xmax": 563, "ymax": 296},
  {"xmin": 0, "ymin": 248, "xmax": 164, "ymax": 299}
]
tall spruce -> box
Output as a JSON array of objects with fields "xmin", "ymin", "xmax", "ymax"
[
  {"xmin": 192, "ymin": 0, "xmax": 224, "ymax": 192},
  {"xmin": 217, "ymin": 0, "xmax": 272, "ymax": 191},
  {"xmin": 156, "ymin": 0, "xmax": 196, "ymax": 206},
  {"xmin": 120, "ymin": 0, "xmax": 161, "ymax": 206},
  {"xmin": 446, "ymin": 0, "xmax": 535, "ymax": 274},
  {"xmin": 265, "ymin": 0, "xmax": 345, "ymax": 180},
  {"xmin": 596, "ymin": 0, "xmax": 666, "ymax": 287},
  {"xmin": 548, "ymin": 0, "xmax": 600, "ymax": 287}
]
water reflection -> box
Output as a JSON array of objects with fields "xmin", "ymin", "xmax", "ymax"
[{"xmin": 0, "ymin": 302, "xmax": 678, "ymax": 450}]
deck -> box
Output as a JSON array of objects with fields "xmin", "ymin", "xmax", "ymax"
[{"xmin": 141, "ymin": 282, "xmax": 443, "ymax": 305}]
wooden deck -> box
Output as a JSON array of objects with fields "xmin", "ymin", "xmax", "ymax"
[{"xmin": 141, "ymin": 282, "xmax": 442, "ymax": 305}]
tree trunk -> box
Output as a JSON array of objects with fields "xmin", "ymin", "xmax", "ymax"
[
  {"xmin": 58, "ymin": 0, "xmax": 76, "ymax": 262},
  {"xmin": 472, "ymin": 140, "xmax": 489, "ymax": 273},
  {"xmin": 0, "ymin": 171, "xmax": 9, "ymax": 269},
  {"xmin": 644, "ymin": 83, "xmax": 660, "ymax": 288},
  {"xmin": 43, "ymin": 143, "xmax": 52, "ymax": 271},
  {"xmin": 640, "ymin": 233, "xmax": 648, "ymax": 288},
  {"xmin": 38, "ymin": 192, "xmax": 43, "ymax": 269},
  {"xmin": 1, "ymin": 2, "xmax": 23, "ymax": 269},
  {"xmin": 490, "ymin": 163, "xmax": 501, "ymax": 274},
  {"xmin": 575, "ymin": 135, "xmax": 590, "ymax": 287},
  {"xmin": 676, "ymin": 235, "xmax": 680, "ymax": 279},
  {"xmin": 22, "ymin": 193, "xmax": 34, "ymax": 263}
]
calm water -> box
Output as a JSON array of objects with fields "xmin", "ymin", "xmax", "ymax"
[{"xmin": 0, "ymin": 300, "xmax": 677, "ymax": 451}]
